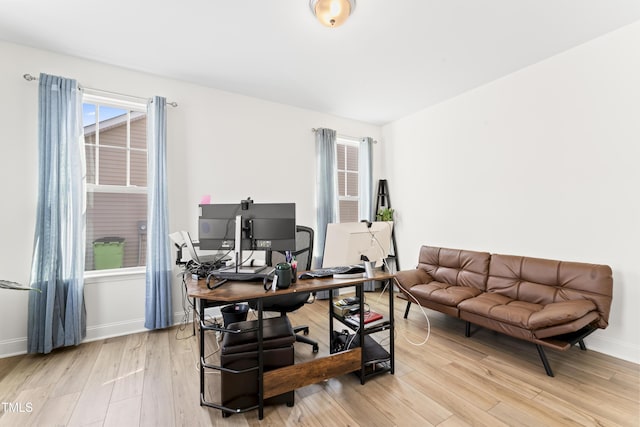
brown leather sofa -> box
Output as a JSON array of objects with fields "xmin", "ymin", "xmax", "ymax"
[{"xmin": 396, "ymin": 245, "xmax": 613, "ymax": 376}]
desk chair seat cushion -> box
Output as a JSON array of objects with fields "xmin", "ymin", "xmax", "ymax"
[{"xmin": 221, "ymin": 316, "xmax": 295, "ymax": 355}]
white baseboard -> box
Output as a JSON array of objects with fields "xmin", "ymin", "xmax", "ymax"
[
  {"xmin": 586, "ymin": 334, "xmax": 640, "ymax": 364},
  {"xmin": 0, "ymin": 337, "xmax": 29, "ymax": 358},
  {"xmin": 0, "ymin": 311, "xmax": 193, "ymax": 359},
  {"xmin": 84, "ymin": 318, "xmax": 147, "ymax": 342},
  {"xmin": 84, "ymin": 311, "xmax": 194, "ymax": 342}
]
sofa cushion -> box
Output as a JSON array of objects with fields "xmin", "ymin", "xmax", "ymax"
[
  {"xmin": 458, "ymin": 293, "xmax": 540, "ymax": 328},
  {"xmin": 417, "ymin": 246, "xmax": 491, "ymax": 291},
  {"xmin": 458, "ymin": 292, "xmax": 597, "ymax": 330},
  {"xmin": 410, "ymin": 282, "xmax": 482, "ymax": 307},
  {"xmin": 487, "ymin": 254, "xmax": 613, "ymax": 328},
  {"xmin": 528, "ymin": 300, "xmax": 597, "ymax": 329}
]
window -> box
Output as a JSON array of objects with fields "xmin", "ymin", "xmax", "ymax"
[
  {"xmin": 336, "ymin": 137, "xmax": 360, "ymax": 223},
  {"xmin": 83, "ymin": 95, "xmax": 147, "ymax": 271}
]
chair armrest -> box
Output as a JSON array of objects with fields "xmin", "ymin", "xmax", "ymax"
[{"xmin": 395, "ymin": 268, "xmax": 432, "ymax": 291}]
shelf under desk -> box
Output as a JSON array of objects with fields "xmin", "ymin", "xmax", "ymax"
[{"xmin": 186, "ymin": 271, "xmax": 395, "ymax": 420}]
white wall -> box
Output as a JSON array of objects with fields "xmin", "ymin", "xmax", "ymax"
[
  {"xmin": 0, "ymin": 40, "xmax": 382, "ymax": 357},
  {"xmin": 3, "ymin": 19, "xmax": 637, "ymax": 363},
  {"xmin": 383, "ymin": 21, "xmax": 640, "ymax": 363}
]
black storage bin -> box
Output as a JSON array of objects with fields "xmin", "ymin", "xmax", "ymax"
[
  {"xmin": 220, "ymin": 316, "xmax": 296, "ymax": 415},
  {"xmin": 220, "ymin": 303, "xmax": 249, "ymax": 327}
]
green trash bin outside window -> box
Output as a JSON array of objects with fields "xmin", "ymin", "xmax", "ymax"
[{"xmin": 93, "ymin": 237, "xmax": 125, "ymax": 270}]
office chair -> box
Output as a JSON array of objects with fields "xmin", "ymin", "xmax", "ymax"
[{"xmin": 252, "ymin": 225, "xmax": 319, "ymax": 353}]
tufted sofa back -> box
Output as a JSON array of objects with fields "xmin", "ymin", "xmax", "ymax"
[
  {"xmin": 487, "ymin": 254, "xmax": 613, "ymax": 328},
  {"xmin": 417, "ymin": 246, "xmax": 491, "ymax": 291}
]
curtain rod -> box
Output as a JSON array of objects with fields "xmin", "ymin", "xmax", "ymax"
[
  {"xmin": 23, "ymin": 74, "xmax": 178, "ymax": 107},
  {"xmin": 311, "ymin": 128, "xmax": 378, "ymax": 144}
]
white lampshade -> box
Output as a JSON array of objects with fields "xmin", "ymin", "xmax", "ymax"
[{"xmin": 310, "ymin": 0, "xmax": 356, "ymax": 28}]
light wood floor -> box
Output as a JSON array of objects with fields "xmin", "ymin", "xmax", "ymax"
[{"xmin": 1, "ymin": 291, "xmax": 638, "ymax": 427}]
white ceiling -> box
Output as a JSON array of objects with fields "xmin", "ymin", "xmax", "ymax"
[{"xmin": 1, "ymin": 0, "xmax": 639, "ymax": 125}]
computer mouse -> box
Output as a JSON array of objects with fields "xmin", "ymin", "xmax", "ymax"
[{"xmin": 298, "ymin": 272, "xmax": 313, "ymax": 280}]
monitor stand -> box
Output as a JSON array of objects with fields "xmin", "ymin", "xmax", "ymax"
[
  {"xmin": 234, "ymin": 265, "xmax": 268, "ymax": 274},
  {"xmin": 228, "ymin": 213, "xmax": 268, "ymax": 275},
  {"xmin": 234, "ymin": 214, "xmax": 242, "ymax": 273}
]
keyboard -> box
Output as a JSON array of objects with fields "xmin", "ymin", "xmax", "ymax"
[{"xmin": 299, "ymin": 265, "xmax": 365, "ymax": 279}]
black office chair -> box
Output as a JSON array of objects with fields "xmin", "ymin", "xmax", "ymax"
[{"xmin": 251, "ymin": 225, "xmax": 319, "ymax": 353}]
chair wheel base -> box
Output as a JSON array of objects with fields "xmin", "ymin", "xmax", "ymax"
[{"xmin": 312, "ymin": 344, "xmax": 319, "ymax": 353}]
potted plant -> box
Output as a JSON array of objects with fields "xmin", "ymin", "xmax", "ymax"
[{"xmin": 376, "ymin": 207, "xmax": 394, "ymax": 222}]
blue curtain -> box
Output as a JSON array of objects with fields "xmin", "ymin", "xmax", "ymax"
[
  {"xmin": 28, "ymin": 73, "xmax": 86, "ymax": 354},
  {"xmin": 314, "ymin": 128, "xmax": 337, "ymax": 268},
  {"xmin": 145, "ymin": 96, "xmax": 173, "ymax": 329},
  {"xmin": 358, "ymin": 137, "xmax": 374, "ymax": 222}
]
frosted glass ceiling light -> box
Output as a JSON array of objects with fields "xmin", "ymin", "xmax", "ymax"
[{"xmin": 310, "ymin": 0, "xmax": 356, "ymax": 28}]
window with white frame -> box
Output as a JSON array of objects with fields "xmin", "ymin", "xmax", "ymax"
[
  {"xmin": 83, "ymin": 94, "xmax": 148, "ymax": 271},
  {"xmin": 336, "ymin": 136, "xmax": 360, "ymax": 223}
]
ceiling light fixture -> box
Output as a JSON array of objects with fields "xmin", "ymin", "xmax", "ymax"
[{"xmin": 310, "ymin": 0, "xmax": 356, "ymax": 28}]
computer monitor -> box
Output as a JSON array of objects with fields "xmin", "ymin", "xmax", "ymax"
[
  {"xmin": 198, "ymin": 204, "xmax": 243, "ymax": 252},
  {"xmin": 199, "ymin": 200, "xmax": 296, "ymax": 254},
  {"xmin": 322, "ymin": 221, "xmax": 393, "ymax": 268}
]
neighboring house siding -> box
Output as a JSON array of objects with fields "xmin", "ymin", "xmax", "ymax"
[
  {"xmin": 85, "ymin": 116, "xmax": 147, "ymax": 270},
  {"xmin": 337, "ymin": 142, "xmax": 359, "ymax": 223},
  {"xmin": 86, "ymin": 193, "xmax": 147, "ymax": 269}
]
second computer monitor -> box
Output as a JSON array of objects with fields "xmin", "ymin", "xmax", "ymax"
[
  {"xmin": 198, "ymin": 204, "xmax": 242, "ymax": 251},
  {"xmin": 322, "ymin": 221, "xmax": 393, "ymax": 268},
  {"xmin": 199, "ymin": 202, "xmax": 296, "ymax": 252}
]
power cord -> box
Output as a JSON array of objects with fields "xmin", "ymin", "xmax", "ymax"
[
  {"xmin": 174, "ymin": 270, "xmax": 197, "ymax": 340},
  {"xmin": 364, "ymin": 223, "xmax": 431, "ymax": 347},
  {"xmin": 347, "ymin": 326, "xmax": 360, "ymax": 350},
  {"xmin": 362, "ymin": 268, "xmax": 431, "ymax": 347},
  {"xmin": 392, "ymin": 276, "xmax": 431, "ymax": 346},
  {"xmin": 366, "ymin": 222, "xmax": 394, "ymax": 273}
]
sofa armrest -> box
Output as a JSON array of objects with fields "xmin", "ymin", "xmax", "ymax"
[{"xmin": 395, "ymin": 268, "xmax": 432, "ymax": 292}]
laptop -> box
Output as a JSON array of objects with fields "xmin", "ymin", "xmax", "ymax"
[{"xmin": 180, "ymin": 231, "xmax": 218, "ymax": 264}]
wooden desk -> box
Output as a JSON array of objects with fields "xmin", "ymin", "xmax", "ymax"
[{"xmin": 187, "ymin": 271, "xmax": 395, "ymax": 419}]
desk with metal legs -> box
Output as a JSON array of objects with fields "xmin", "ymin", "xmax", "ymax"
[{"xmin": 187, "ymin": 271, "xmax": 395, "ymax": 419}]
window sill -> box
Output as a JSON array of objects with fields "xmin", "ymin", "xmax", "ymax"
[{"xmin": 84, "ymin": 266, "xmax": 145, "ymax": 283}]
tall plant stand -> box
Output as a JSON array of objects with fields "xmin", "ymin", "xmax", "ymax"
[{"xmin": 375, "ymin": 179, "xmax": 400, "ymax": 273}]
